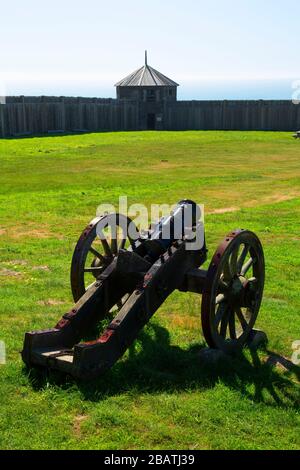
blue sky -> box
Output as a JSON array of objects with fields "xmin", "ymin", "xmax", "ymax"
[{"xmin": 1, "ymin": 0, "xmax": 300, "ymax": 99}]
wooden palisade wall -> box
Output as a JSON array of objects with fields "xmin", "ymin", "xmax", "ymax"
[{"xmin": 0, "ymin": 97, "xmax": 299, "ymax": 137}]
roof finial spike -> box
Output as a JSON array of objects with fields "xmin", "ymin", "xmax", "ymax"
[{"xmin": 145, "ymin": 50, "xmax": 148, "ymax": 66}]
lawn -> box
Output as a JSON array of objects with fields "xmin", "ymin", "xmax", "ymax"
[{"xmin": 0, "ymin": 130, "xmax": 299, "ymax": 450}]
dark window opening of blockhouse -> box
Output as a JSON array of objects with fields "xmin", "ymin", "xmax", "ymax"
[{"xmin": 147, "ymin": 90, "xmax": 156, "ymax": 102}]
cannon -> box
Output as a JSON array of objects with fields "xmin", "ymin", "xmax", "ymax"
[
  {"xmin": 293, "ymin": 130, "xmax": 300, "ymax": 139},
  {"xmin": 22, "ymin": 200, "xmax": 265, "ymax": 380}
]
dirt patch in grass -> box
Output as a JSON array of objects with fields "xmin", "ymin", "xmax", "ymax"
[
  {"xmin": 37, "ymin": 299, "xmax": 66, "ymax": 306},
  {"xmin": 7, "ymin": 260, "xmax": 27, "ymax": 266},
  {"xmin": 209, "ymin": 206, "xmax": 238, "ymax": 214},
  {"xmin": 10, "ymin": 229, "xmax": 55, "ymax": 240},
  {"xmin": 169, "ymin": 314, "xmax": 199, "ymax": 330},
  {"xmin": 32, "ymin": 265, "xmax": 50, "ymax": 272},
  {"xmin": 206, "ymin": 192, "xmax": 299, "ymax": 214},
  {"xmin": 0, "ymin": 268, "xmax": 22, "ymax": 277},
  {"xmin": 151, "ymin": 161, "xmax": 181, "ymax": 170},
  {"xmin": 272, "ymin": 194, "xmax": 296, "ymax": 203},
  {"xmin": 0, "ymin": 228, "xmax": 6, "ymax": 236},
  {"xmin": 259, "ymin": 193, "xmax": 300, "ymax": 205},
  {"xmin": 7, "ymin": 223, "xmax": 65, "ymax": 240},
  {"xmin": 73, "ymin": 415, "xmax": 88, "ymax": 437}
]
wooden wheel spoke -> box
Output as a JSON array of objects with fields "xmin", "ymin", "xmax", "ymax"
[
  {"xmin": 228, "ymin": 312, "xmax": 236, "ymax": 339},
  {"xmin": 89, "ymin": 246, "xmax": 105, "ymax": 263},
  {"xmin": 215, "ymin": 303, "xmax": 228, "ymax": 327},
  {"xmin": 236, "ymin": 308, "xmax": 248, "ymax": 331},
  {"xmin": 248, "ymin": 277, "xmax": 258, "ymax": 287},
  {"xmin": 119, "ymin": 237, "xmax": 127, "ymax": 250},
  {"xmin": 218, "ymin": 279, "xmax": 229, "ymax": 294},
  {"xmin": 220, "ymin": 311, "xmax": 229, "ymax": 338},
  {"xmin": 217, "ymin": 304, "xmax": 230, "ymax": 337},
  {"xmin": 100, "ymin": 237, "xmax": 113, "ymax": 258},
  {"xmin": 237, "ymin": 244, "xmax": 249, "ymax": 274},
  {"xmin": 84, "ymin": 267, "xmax": 104, "ymax": 273},
  {"xmin": 215, "ymin": 293, "xmax": 225, "ymax": 305},
  {"xmin": 111, "ymin": 237, "xmax": 118, "ymax": 255},
  {"xmin": 241, "ymin": 257, "xmax": 255, "ymax": 276}
]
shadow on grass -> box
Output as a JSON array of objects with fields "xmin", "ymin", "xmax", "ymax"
[
  {"xmin": 26, "ymin": 323, "xmax": 300, "ymax": 409},
  {"xmin": 2, "ymin": 129, "xmax": 135, "ymax": 140}
]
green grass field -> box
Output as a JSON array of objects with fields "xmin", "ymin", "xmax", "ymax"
[{"xmin": 0, "ymin": 131, "xmax": 299, "ymax": 450}]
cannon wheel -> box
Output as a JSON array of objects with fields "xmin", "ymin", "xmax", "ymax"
[
  {"xmin": 201, "ymin": 229, "xmax": 265, "ymax": 353},
  {"xmin": 71, "ymin": 214, "xmax": 139, "ymax": 303}
]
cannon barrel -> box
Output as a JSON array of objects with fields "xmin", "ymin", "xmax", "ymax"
[{"xmin": 143, "ymin": 199, "xmax": 201, "ymax": 259}]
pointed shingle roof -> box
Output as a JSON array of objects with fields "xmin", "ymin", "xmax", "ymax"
[{"xmin": 115, "ymin": 53, "xmax": 179, "ymax": 87}]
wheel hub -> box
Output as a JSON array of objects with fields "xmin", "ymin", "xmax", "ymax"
[
  {"xmin": 91, "ymin": 256, "xmax": 110, "ymax": 279},
  {"xmin": 232, "ymin": 275, "xmax": 247, "ymax": 294}
]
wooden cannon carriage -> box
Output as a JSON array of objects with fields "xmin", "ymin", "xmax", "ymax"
[{"xmin": 22, "ymin": 200, "xmax": 265, "ymax": 380}]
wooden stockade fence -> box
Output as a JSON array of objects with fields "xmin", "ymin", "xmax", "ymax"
[
  {"xmin": 164, "ymin": 100, "xmax": 300, "ymax": 131},
  {"xmin": 0, "ymin": 97, "xmax": 139, "ymax": 137},
  {"xmin": 0, "ymin": 97, "xmax": 300, "ymax": 137}
]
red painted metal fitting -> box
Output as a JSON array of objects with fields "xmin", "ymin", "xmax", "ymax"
[{"xmin": 99, "ymin": 329, "xmax": 115, "ymax": 343}]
